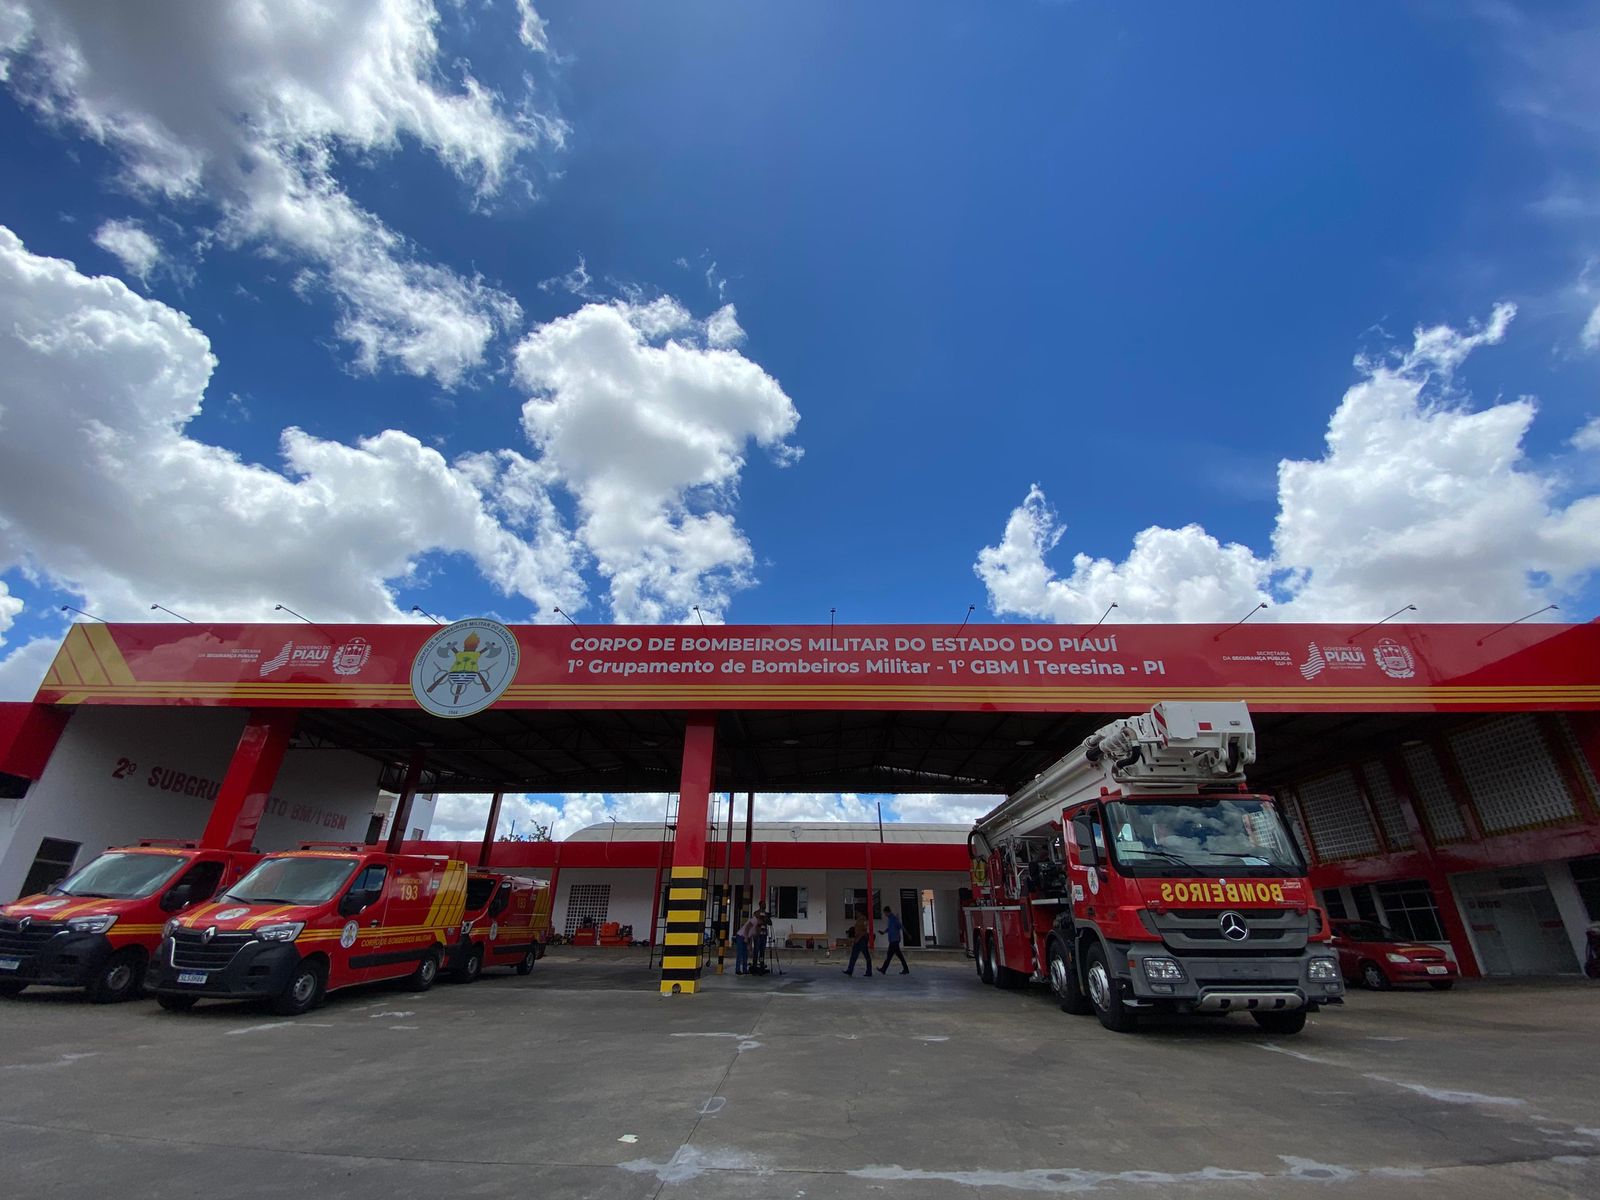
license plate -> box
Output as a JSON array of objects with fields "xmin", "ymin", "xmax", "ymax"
[
  {"xmin": 1426, "ymin": 965, "xmax": 1447, "ymax": 975},
  {"xmin": 0, "ymin": 957, "xmax": 19, "ymax": 971},
  {"xmin": 177, "ymin": 972, "xmax": 208, "ymax": 985}
]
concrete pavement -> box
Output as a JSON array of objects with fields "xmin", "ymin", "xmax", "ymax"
[{"xmin": 1, "ymin": 949, "xmax": 1597, "ymax": 1198}]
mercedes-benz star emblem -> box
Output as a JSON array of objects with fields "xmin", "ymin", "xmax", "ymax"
[
  {"xmin": 203, "ymin": 926, "xmax": 216, "ymax": 944},
  {"xmin": 1219, "ymin": 911, "xmax": 1250, "ymax": 942}
]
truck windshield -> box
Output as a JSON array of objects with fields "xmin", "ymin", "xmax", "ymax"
[
  {"xmin": 1104, "ymin": 799, "xmax": 1304, "ymax": 877},
  {"xmin": 223, "ymin": 857, "xmax": 358, "ymax": 905},
  {"xmin": 54, "ymin": 852, "xmax": 186, "ymax": 899}
]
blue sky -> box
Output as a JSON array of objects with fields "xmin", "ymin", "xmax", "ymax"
[{"xmin": 2, "ymin": 2, "xmax": 1598, "ymax": 833}]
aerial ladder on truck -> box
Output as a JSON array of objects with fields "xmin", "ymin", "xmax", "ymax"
[{"xmin": 965, "ymin": 701, "xmax": 1341, "ymax": 1034}]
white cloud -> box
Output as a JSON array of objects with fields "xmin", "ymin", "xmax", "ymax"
[
  {"xmin": 1, "ymin": 0, "xmax": 558, "ymax": 386},
  {"xmin": 705, "ymin": 304, "xmax": 745, "ymax": 348},
  {"xmin": 0, "ymin": 579, "xmax": 21, "ymax": 641},
  {"xmin": 91, "ymin": 218, "xmax": 160, "ymax": 283},
  {"xmin": 1583, "ymin": 302, "xmax": 1600, "ymax": 350},
  {"xmin": 513, "ymin": 297, "xmax": 802, "ymax": 622},
  {"xmin": 977, "ymin": 305, "xmax": 1600, "ymax": 623},
  {"xmin": 0, "ymin": 636, "xmax": 57, "ymax": 702},
  {"xmin": 513, "ymin": 0, "xmax": 551, "ymax": 53},
  {"xmin": 427, "ymin": 789, "xmax": 997, "ymax": 841},
  {"xmin": 1574, "ymin": 416, "xmax": 1600, "ymax": 452},
  {"xmin": 0, "ymin": 225, "xmax": 583, "ymax": 629}
]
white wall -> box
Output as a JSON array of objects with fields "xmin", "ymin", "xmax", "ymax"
[
  {"xmin": 551, "ymin": 868, "xmax": 657, "ymax": 939},
  {"xmin": 0, "ymin": 707, "xmax": 382, "ymax": 901}
]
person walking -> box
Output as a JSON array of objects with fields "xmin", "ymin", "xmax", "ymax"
[
  {"xmin": 752, "ymin": 908, "xmax": 771, "ymax": 974},
  {"xmin": 843, "ymin": 911, "xmax": 874, "ymax": 976},
  {"xmin": 734, "ymin": 910, "xmax": 758, "ymax": 976},
  {"xmin": 879, "ymin": 904, "xmax": 910, "ymax": 975}
]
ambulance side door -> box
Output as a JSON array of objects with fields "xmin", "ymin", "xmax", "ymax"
[
  {"xmin": 371, "ymin": 863, "xmax": 435, "ymax": 983},
  {"xmin": 338, "ymin": 863, "xmax": 390, "ymax": 986}
]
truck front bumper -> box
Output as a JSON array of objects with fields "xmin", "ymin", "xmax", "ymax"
[
  {"xmin": 0, "ymin": 930, "xmax": 114, "ymax": 988},
  {"xmin": 1122, "ymin": 944, "xmax": 1345, "ymax": 1012},
  {"xmin": 147, "ymin": 938, "xmax": 301, "ymax": 1000}
]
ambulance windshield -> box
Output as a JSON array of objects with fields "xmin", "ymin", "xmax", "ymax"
[
  {"xmin": 224, "ymin": 856, "xmax": 359, "ymax": 905},
  {"xmin": 1104, "ymin": 799, "xmax": 1304, "ymax": 878},
  {"xmin": 55, "ymin": 852, "xmax": 186, "ymax": 899}
]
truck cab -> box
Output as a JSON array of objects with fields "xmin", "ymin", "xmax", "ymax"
[
  {"xmin": 0, "ymin": 842, "xmax": 257, "ymax": 1003},
  {"xmin": 146, "ymin": 846, "xmax": 468, "ymax": 1015},
  {"xmin": 444, "ymin": 871, "xmax": 552, "ymax": 982}
]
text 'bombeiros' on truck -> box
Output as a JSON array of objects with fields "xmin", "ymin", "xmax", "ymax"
[
  {"xmin": 0, "ymin": 841, "xmax": 258, "ymax": 1003},
  {"xmin": 964, "ymin": 701, "xmax": 1343, "ymax": 1035}
]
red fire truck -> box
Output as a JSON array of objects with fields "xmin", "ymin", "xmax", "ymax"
[
  {"xmin": 445, "ymin": 870, "xmax": 552, "ymax": 981},
  {"xmin": 966, "ymin": 701, "xmax": 1343, "ymax": 1034},
  {"xmin": 0, "ymin": 841, "xmax": 257, "ymax": 1003},
  {"xmin": 147, "ymin": 846, "xmax": 469, "ymax": 1015}
]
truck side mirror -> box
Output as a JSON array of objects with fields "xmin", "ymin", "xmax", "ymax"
[
  {"xmin": 160, "ymin": 888, "xmax": 193, "ymax": 913},
  {"xmin": 338, "ymin": 891, "xmax": 370, "ymax": 917}
]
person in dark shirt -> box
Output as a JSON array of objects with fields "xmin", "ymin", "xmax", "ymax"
[{"xmin": 879, "ymin": 906, "xmax": 910, "ymax": 975}]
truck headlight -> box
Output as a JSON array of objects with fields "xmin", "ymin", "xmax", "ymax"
[
  {"xmin": 1385, "ymin": 952, "xmax": 1410, "ymax": 964},
  {"xmin": 1142, "ymin": 957, "xmax": 1186, "ymax": 982},
  {"xmin": 66, "ymin": 914, "xmax": 118, "ymax": 934},
  {"xmin": 163, "ymin": 918, "xmax": 181, "ymax": 937},
  {"xmin": 1308, "ymin": 957, "xmax": 1340, "ymax": 981},
  {"xmin": 256, "ymin": 922, "xmax": 304, "ymax": 943}
]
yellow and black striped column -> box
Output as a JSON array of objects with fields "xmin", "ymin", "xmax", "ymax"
[{"xmin": 659, "ymin": 866, "xmax": 710, "ymax": 994}]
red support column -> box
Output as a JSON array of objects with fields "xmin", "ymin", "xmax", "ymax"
[
  {"xmin": 478, "ymin": 791, "xmax": 505, "ymax": 868},
  {"xmin": 661, "ymin": 714, "xmax": 717, "ymax": 995},
  {"xmin": 199, "ymin": 710, "xmax": 298, "ymax": 851},
  {"xmin": 385, "ymin": 751, "xmax": 427, "ymax": 854}
]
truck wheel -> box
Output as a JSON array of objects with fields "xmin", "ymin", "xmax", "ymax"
[
  {"xmin": 973, "ymin": 940, "xmax": 985, "ymax": 981},
  {"xmin": 1359, "ymin": 960, "xmax": 1391, "ymax": 991},
  {"xmin": 515, "ymin": 948, "xmax": 537, "ymax": 976},
  {"xmin": 88, "ymin": 948, "xmax": 145, "ymax": 1004},
  {"xmin": 1252, "ymin": 1009, "xmax": 1308, "ymax": 1035},
  {"xmin": 1428, "ymin": 980, "xmax": 1454, "ymax": 991},
  {"xmin": 0, "ymin": 980, "xmax": 26, "ymax": 998},
  {"xmin": 157, "ymin": 993, "xmax": 198, "ymax": 1013},
  {"xmin": 1048, "ymin": 939, "xmax": 1090, "ymax": 1015},
  {"xmin": 456, "ymin": 946, "xmax": 483, "ymax": 984},
  {"xmin": 978, "ymin": 934, "xmax": 996, "ymax": 985},
  {"xmin": 270, "ymin": 959, "xmax": 326, "ymax": 1016},
  {"xmin": 1085, "ymin": 943, "xmax": 1137, "ymax": 1033},
  {"xmin": 405, "ymin": 948, "xmax": 441, "ymax": 992}
]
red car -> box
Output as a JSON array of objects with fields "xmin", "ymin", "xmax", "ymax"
[{"xmin": 1329, "ymin": 919, "xmax": 1458, "ymax": 990}]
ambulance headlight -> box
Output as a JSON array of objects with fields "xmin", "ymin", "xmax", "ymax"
[
  {"xmin": 1385, "ymin": 952, "xmax": 1410, "ymax": 964},
  {"xmin": 256, "ymin": 922, "xmax": 304, "ymax": 943},
  {"xmin": 1142, "ymin": 957, "xmax": 1186, "ymax": 982},
  {"xmin": 1308, "ymin": 957, "xmax": 1340, "ymax": 981},
  {"xmin": 66, "ymin": 914, "xmax": 118, "ymax": 934},
  {"xmin": 163, "ymin": 918, "xmax": 181, "ymax": 938}
]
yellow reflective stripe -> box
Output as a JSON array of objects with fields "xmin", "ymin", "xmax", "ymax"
[
  {"xmin": 660, "ymin": 954, "xmax": 702, "ymax": 970},
  {"xmin": 663, "ymin": 932, "xmax": 700, "ymax": 946}
]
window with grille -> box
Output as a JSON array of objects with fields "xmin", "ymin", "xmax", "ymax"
[
  {"xmin": 563, "ymin": 883, "xmax": 611, "ymax": 935},
  {"xmin": 1298, "ymin": 770, "xmax": 1380, "ymax": 860},
  {"xmin": 1450, "ymin": 715, "xmax": 1576, "ymax": 834},
  {"xmin": 1556, "ymin": 715, "xmax": 1600, "ymax": 810},
  {"xmin": 1359, "ymin": 761, "xmax": 1412, "ymax": 850},
  {"xmin": 1401, "ymin": 744, "xmax": 1467, "ymax": 843},
  {"xmin": 1374, "ymin": 879, "xmax": 1445, "ymax": 942}
]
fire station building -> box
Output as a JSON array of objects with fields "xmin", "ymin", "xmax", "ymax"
[{"xmin": 1, "ymin": 618, "xmax": 1597, "ymax": 989}]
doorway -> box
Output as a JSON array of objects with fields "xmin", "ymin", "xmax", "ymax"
[
  {"xmin": 898, "ymin": 888, "xmax": 922, "ymax": 947},
  {"xmin": 1458, "ymin": 869, "xmax": 1579, "ymax": 976}
]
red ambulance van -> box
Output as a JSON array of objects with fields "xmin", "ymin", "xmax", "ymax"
[
  {"xmin": 0, "ymin": 841, "xmax": 257, "ymax": 1003},
  {"xmin": 446, "ymin": 871, "xmax": 552, "ymax": 982},
  {"xmin": 147, "ymin": 846, "xmax": 468, "ymax": 1015}
]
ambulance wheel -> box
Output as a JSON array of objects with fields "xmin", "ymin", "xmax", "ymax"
[
  {"xmin": 978, "ymin": 934, "xmax": 996, "ymax": 985},
  {"xmin": 515, "ymin": 948, "xmax": 537, "ymax": 976},
  {"xmin": 1359, "ymin": 960, "xmax": 1391, "ymax": 991},
  {"xmin": 1252, "ymin": 1009, "xmax": 1308, "ymax": 1035},
  {"xmin": 157, "ymin": 994, "xmax": 198, "ymax": 1012},
  {"xmin": 405, "ymin": 948, "xmax": 441, "ymax": 992},
  {"xmin": 456, "ymin": 947, "xmax": 483, "ymax": 984},
  {"xmin": 1048, "ymin": 939, "xmax": 1090, "ymax": 1015},
  {"xmin": 88, "ymin": 948, "xmax": 145, "ymax": 1004},
  {"xmin": 1085, "ymin": 943, "xmax": 1137, "ymax": 1033},
  {"xmin": 0, "ymin": 980, "xmax": 26, "ymax": 998},
  {"xmin": 271, "ymin": 960, "xmax": 326, "ymax": 1016}
]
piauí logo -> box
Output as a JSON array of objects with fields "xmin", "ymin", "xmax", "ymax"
[{"xmin": 1299, "ymin": 642, "xmax": 1326, "ymax": 680}]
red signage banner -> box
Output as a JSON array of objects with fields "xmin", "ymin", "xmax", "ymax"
[{"xmin": 33, "ymin": 620, "xmax": 1600, "ymax": 713}]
